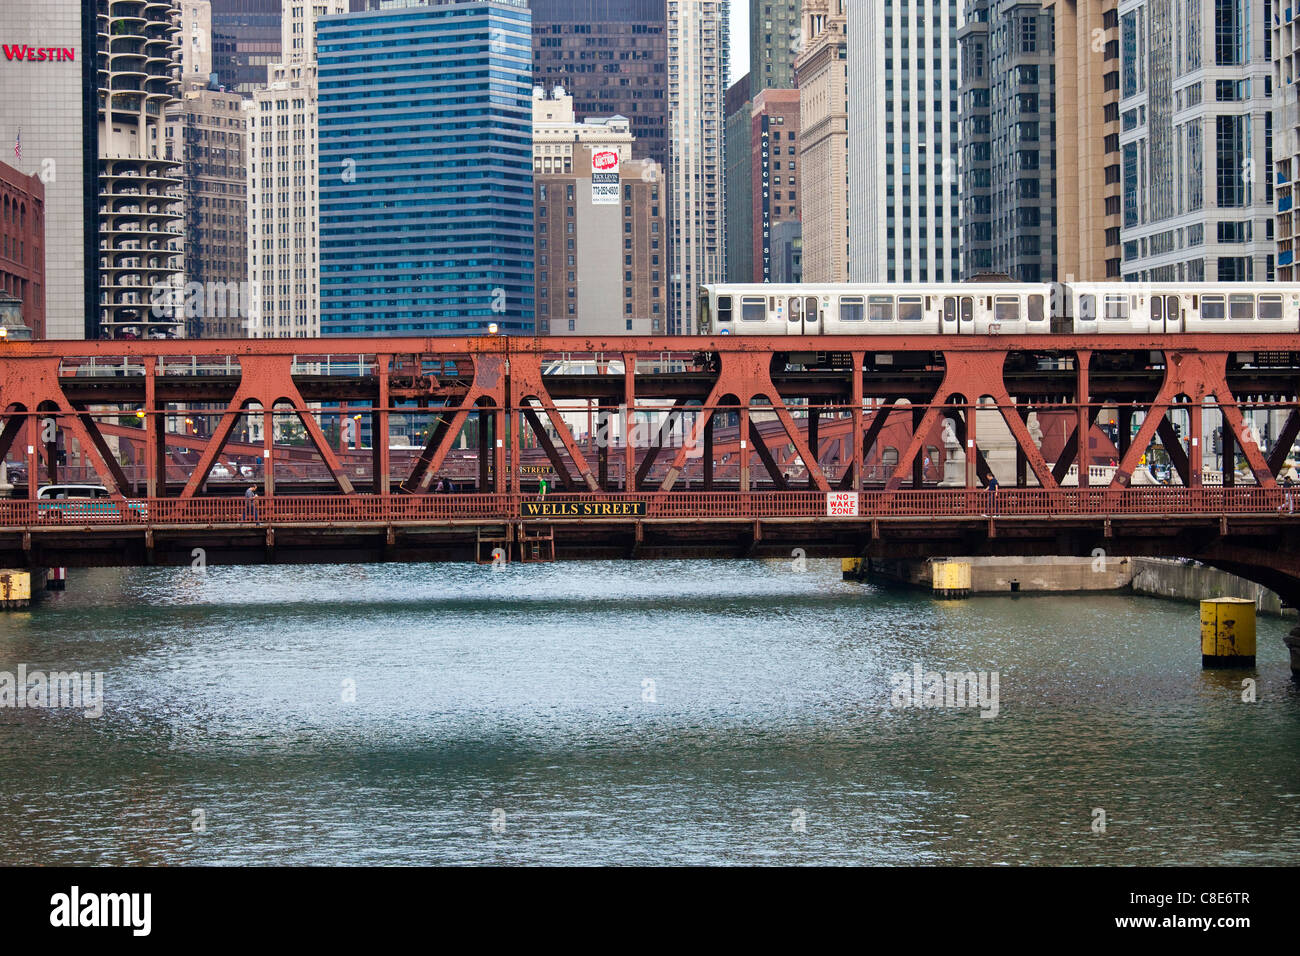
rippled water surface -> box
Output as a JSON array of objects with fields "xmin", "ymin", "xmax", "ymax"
[{"xmin": 0, "ymin": 561, "xmax": 1296, "ymax": 865}]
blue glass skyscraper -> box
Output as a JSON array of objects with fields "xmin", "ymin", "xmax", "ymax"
[{"xmin": 317, "ymin": 0, "xmax": 534, "ymax": 336}]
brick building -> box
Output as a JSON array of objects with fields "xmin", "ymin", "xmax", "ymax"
[{"xmin": 0, "ymin": 162, "xmax": 45, "ymax": 339}]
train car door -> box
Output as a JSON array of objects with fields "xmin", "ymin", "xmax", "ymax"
[
  {"xmin": 958, "ymin": 295, "xmax": 975, "ymax": 334},
  {"xmin": 787, "ymin": 295, "xmax": 820, "ymax": 335},
  {"xmin": 1148, "ymin": 294, "xmax": 1181, "ymax": 333},
  {"xmin": 803, "ymin": 295, "xmax": 821, "ymax": 334}
]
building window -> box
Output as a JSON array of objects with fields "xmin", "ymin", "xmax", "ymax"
[{"xmin": 1020, "ymin": 16, "xmax": 1037, "ymax": 53}]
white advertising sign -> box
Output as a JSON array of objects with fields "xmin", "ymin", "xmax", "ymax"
[{"xmin": 591, "ymin": 149, "xmax": 620, "ymax": 205}]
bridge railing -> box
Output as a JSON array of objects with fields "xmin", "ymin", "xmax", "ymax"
[{"xmin": 0, "ymin": 487, "xmax": 1293, "ymax": 527}]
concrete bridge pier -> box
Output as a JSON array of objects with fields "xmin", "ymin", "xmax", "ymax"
[{"xmin": 1286, "ymin": 627, "xmax": 1300, "ymax": 679}]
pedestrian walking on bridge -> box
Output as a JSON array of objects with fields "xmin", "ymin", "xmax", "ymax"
[{"xmin": 984, "ymin": 474, "xmax": 1000, "ymax": 517}]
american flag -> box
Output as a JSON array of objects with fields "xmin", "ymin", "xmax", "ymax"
[{"xmin": 13, "ymin": 129, "xmax": 19, "ymax": 162}]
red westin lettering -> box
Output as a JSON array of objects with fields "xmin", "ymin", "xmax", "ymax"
[{"xmin": 2, "ymin": 45, "xmax": 75, "ymax": 62}]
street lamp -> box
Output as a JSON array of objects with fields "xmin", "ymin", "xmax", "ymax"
[{"xmin": 0, "ymin": 291, "xmax": 30, "ymax": 341}]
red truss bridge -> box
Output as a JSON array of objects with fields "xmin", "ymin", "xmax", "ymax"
[{"xmin": 0, "ymin": 333, "xmax": 1297, "ymax": 602}]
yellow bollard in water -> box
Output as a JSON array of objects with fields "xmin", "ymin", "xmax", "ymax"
[
  {"xmin": 1200, "ymin": 597, "xmax": 1256, "ymax": 668},
  {"xmin": 931, "ymin": 560, "xmax": 971, "ymax": 599},
  {"xmin": 842, "ymin": 558, "xmax": 865, "ymax": 581},
  {"xmin": 0, "ymin": 570, "xmax": 34, "ymax": 609}
]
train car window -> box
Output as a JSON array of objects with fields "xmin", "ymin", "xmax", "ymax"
[
  {"xmin": 898, "ymin": 296, "xmax": 924, "ymax": 321},
  {"xmin": 994, "ymin": 296, "xmax": 1020, "ymax": 323},
  {"xmin": 1078, "ymin": 294, "xmax": 1096, "ymax": 320},
  {"xmin": 960, "ymin": 297, "xmax": 974, "ymax": 324},
  {"xmin": 699, "ymin": 291, "xmax": 712, "ymax": 328},
  {"xmin": 1229, "ymin": 294, "xmax": 1255, "ymax": 320},
  {"xmin": 1102, "ymin": 295, "xmax": 1128, "ymax": 320},
  {"xmin": 1150, "ymin": 298, "xmax": 1164, "ymax": 323},
  {"xmin": 1166, "ymin": 296, "xmax": 1181, "ymax": 323},
  {"xmin": 717, "ymin": 295, "xmax": 733, "ymax": 322},
  {"xmin": 943, "ymin": 297, "xmax": 957, "ymax": 323},
  {"xmin": 805, "ymin": 296, "xmax": 819, "ymax": 322},
  {"xmin": 741, "ymin": 297, "xmax": 767, "ymax": 321},
  {"xmin": 788, "ymin": 297, "xmax": 802, "ymax": 322},
  {"xmin": 1201, "ymin": 294, "xmax": 1226, "ymax": 319},
  {"xmin": 839, "ymin": 296, "xmax": 865, "ymax": 321},
  {"xmin": 1028, "ymin": 295, "xmax": 1045, "ymax": 323},
  {"xmin": 1259, "ymin": 294, "xmax": 1283, "ymax": 319},
  {"xmin": 868, "ymin": 296, "xmax": 895, "ymax": 321}
]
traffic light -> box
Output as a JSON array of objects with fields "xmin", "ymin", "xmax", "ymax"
[{"xmin": 1212, "ymin": 427, "xmax": 1222, "ymax": 455}]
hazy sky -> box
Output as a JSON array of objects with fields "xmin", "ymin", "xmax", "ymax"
[{"xmin": 731, "ymin": 2, "xmax": 749, "ymax": 85}]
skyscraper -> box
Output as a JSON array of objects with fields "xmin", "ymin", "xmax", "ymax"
[
  {"xmin": 211, "ymin": 0, "xmax": 283, "ymax": 95},
  {"xmin": 750, "ymin": 0, "xmax": 801, "ymax": 95},
  {"xmin": 668, "ymin": 0, "xmax": 728, "ymax": 335},
  {"xmin": 958, "ymin": 0, "xmax": 1057, "ymax": 281},
  {"xmin": 848, "ymin": 0, "xmax": 962, "ymax": 283},
  {"xmin": 724, "ymin": 74, "xmax": 754, "ymax": 282},
  {"xmin": 531, "ymin": 0, "xmax": 669, "ymax": 172},
  {"xmin": 751, "ymin": 88, "xmax": 801, "ymax": 282},
  {"xmin": 1275, "ymin": 1, "xmax": 1300, "ymax": 280},
  {"xmin": 179, "ymin": 0, "xmax": 215, "ymax": 83},
  {"xmin": 167, "ymin": 80, "xmax": 248, "ymax": 337},
  {"xmin": 1118, "ymin": 0, "xmax": 1276, "ymax": 282},
  {"xmin": 796, "ymin": 0, "xmax": 849, "ymax": 282},
  {"xmin": 97, "ymin": 0, "xmax": 186, "ymax": 338},
  {"xmin": 246, "ymin": 0, "xmax": 345, "ymax": 338},
  {"xmin": 0, "ymin": 0, "xmax": 100, "ymax": 338},
  {"xmin": 1045, "ymin": 0, "xmax": 1122, "ymax": 280},
  {"xmin": 316, "ymin": 0, "xmax": 534, "ymax": 336}
]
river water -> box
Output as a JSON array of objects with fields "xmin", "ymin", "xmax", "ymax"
[{"xmin": 0, "ymin": 560, "xmax": 1296, "ymax": 865}]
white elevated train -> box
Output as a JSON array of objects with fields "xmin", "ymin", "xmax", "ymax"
[{"xmin": 697, "ymin": 282, "xmax": 1300, "ymax": 335}]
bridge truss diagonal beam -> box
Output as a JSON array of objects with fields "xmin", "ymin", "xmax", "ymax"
[{"xmin": 178, "ymin": 356, "xmax": 355, "ymax": 498}]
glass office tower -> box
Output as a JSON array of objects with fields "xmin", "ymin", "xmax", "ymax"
[{"xmin": 316, "ymin": 0, "xmax": 534, "ymax": 336}]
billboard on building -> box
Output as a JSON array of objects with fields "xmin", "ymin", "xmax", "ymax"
[{"xmin": 592, "ymin": 149, "xmax": 620, "ymax": 204}]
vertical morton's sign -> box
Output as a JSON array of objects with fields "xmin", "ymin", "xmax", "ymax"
[{"xmin": 759, "ymin": 115, "xmax": 771, "ymax": 281}]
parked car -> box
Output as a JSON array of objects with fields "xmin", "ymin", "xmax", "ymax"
[{"xmin": 36, "ymin": 484, "xmax": 147, "ymax": 521}]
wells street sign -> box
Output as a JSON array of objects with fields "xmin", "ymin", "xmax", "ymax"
[{"xmin": 522, "ymin": 501, "xmax": 647, "ymax": 518}]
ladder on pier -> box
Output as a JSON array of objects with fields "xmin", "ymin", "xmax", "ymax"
[{"xmin": 518, "ymin": 524, "xmax": 555, "ymax": 563}]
